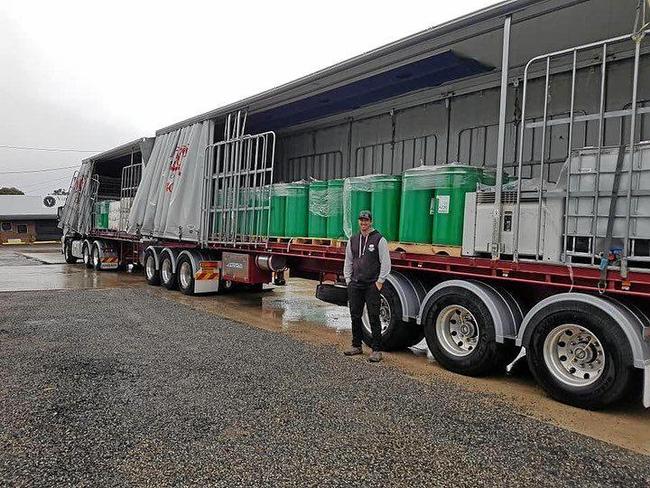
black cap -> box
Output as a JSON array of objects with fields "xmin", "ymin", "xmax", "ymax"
[{"xmin": 358, "ymin": 210, "xmax": 372, "ymax": 220}]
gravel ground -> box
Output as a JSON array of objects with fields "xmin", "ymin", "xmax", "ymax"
[{"xmin": 1, "ymin": 288, "xmax": 648, "ymax": 487}]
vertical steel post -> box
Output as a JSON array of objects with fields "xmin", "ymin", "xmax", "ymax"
[
  {"xmin": 561, "ymin": 51, "xmax": 578, "ymax": 262},
  {"xmin": 534, "ymin": 57, "xmax": 551, "ymax": 260},
  {"xmin": 491, "ymin": 15, "xmax": 511, "ymax": 259},
  {"xmin": 512, "ymin": 69, "xmax": 529, "ymax": 262},
  {"xmin": 622, "ymin": 39, "xmax": 642, "ymax": 277},
  {"xmin": 591, "ymin": 44, "xmax": 608, "ymax": 265}
]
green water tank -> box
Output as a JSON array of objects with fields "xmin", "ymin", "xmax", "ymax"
[
  {"xmin": 284, "ymin": 181, "xmax": 309, "ymax": 237},
  {"xmin": 94, "ymin": 202, "xmax": 103, "ymax": 229},
  {"xmin": 398, "ymin": 166, "xmax": 439, "ymax": 243},
  {"xmin": 370, "ymin": 174, "xmax": 401, "ymax": 241},
  {"xmin": 308, "ymin": 180, "xmax": 328, "ymax": 238},
  {"xmin": 94, "ymin": 201, "xmax": 109, "ymax": 229},
  {"xmin": 345, "ymin": 176, "xmax": 372, "ymax": 237},
  {"xmin": 269, "ymin": 183, "xmax": 288, "ymax": 237},
  {"xmin": 431, "ymin": 164, "xmax": 484, "ymax": 246},
  {"xmin": 326, "ymin": 179, "xmax": 344, "ymax": 239}
]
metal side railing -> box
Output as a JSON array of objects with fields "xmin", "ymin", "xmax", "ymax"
[
  {"xmin": 200, "ymin": 111, "xmax": 276, "ymax": 246},
  {"xmin": 119, "ymin": 162, "xmax": 142, "ymax": 232},
  {"xmin": 512, "ymin": 28, "xmax": 650, "ymax": 276}
]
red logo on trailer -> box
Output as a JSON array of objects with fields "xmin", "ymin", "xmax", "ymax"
[{"xmin": 165, "ymin": 145, "xmax": 189, "ymax": 193}]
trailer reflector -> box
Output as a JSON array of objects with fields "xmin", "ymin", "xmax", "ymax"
[{"xmin": 195, "ymin": 270, "xmax": 219, "ymax": 280}]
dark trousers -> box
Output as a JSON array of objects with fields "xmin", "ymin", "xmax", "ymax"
[{"xmin": 348, "ymin": 283, "xmax": 382, "ymax": 351}]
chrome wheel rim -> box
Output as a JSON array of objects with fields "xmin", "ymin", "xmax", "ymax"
[
  {"xmin": 435, "ymin": 305, "xmax": 479, "ymax": 357},
  {"xmin": 145, "ymin": 255, "xmax": 156, "ymax": 280},
  {"xmin": 362, "ymin": 294, "xmax": 391, "ymax": 336},
  {"xmin": 179, "ymin": 262, "xmax": 192, "ymax": 289},
  {"xmin": 543, "ymin": 324, "xmax": 604, "ymax": 387},
  {"xmin": 83, "ymin": 246, "xmax": 89, "ymax": 264},
  {"xmin": 92, "ymin": 247, "xmax": 100, "ymax": 267},
  {"xmin": 161, "ymin": 258, "xmax": 173, "ymax": 284}
]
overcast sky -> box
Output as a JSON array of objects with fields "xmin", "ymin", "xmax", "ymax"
[{"xmin": 0, "ymin": 0, "xmax": 500, "ymax": 195}]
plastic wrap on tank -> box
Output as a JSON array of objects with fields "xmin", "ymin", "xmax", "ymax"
[
  {"xmin": 308, "ymin": 180, "xmax": 329, "ymax": 238},
  {"xmin": 327, "ymin": 179, "xmax": 344, "ymax": 239},
  {"xmin": 341, "ymin": 175, "xmax": 380, "ymax": 238},
  {"xmin": 308, "ymin": 180, "xmax": 329, "ymax": 218}
]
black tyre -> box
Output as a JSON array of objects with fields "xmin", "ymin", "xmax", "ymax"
[
  {"xmin": 144, "ymin": 250, "xmax": 160, "ymax": 286},
  {"xmin": 82, "ymin": 242, "xmax": 93, "ymax": 269},
  {"xmin": 91, "ymin": 243, "xmax": 102, "ymax": 271},
  {"xmin": 176, "ymin": 255, "xmax": 195, "ymax": 295},
  {"xmin": 361, "ymin": 281, "xmax": 424, "ymax": 351},
  {"xmin": 422, "ymin": 286, "xmax": 511, "ymax": 376},
  {"xmin": 525, "ymin": 301, "xmax": 635, "ymax": 410},
  {"xmin": 160, "ymin": 253, "xmax": 177, "ymax": 290},
  {"xmin": 64, "ymin": 240, "xmax": 77, "ymax": 264}
]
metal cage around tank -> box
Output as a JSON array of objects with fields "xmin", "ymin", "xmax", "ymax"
[
  {"xmin": 200, "ymin": 111, "xmax": 276, "ymax": 246},
  {"xmin": 509, "ymin": 28, "xmax": 650, "ymax": 277}
]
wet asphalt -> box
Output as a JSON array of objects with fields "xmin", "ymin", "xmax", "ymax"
[{"xmin": 2, "ymin": 287, "xmax": 649, "ymax": 487}]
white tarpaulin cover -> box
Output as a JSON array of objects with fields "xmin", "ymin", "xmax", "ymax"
[{"xmin": 128, "ymin": 121, "xmax": 211, "ymax": 241}]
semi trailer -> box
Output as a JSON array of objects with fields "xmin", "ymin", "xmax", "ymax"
[{"xmin": 59, "ymin": 0, "xmax": 650, "ymax": 410}]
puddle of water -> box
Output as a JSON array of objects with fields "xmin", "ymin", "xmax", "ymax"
[
  {"xmin": 0, "ymin": 264, "xmax": 145, "ymax": 292},
  {"xmin": 215, "ymin": 279, "xmax": 352, "ymax": 332},
  {"xmin": 20, "ymin": 252, "xmax": 67, "ymax": 265}
]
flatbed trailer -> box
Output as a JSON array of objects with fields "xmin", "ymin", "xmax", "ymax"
[{"xmin": 59, "ymin": 0, "xmax": 650, "ymax": 410}]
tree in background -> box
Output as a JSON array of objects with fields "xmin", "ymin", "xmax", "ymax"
[
  {"xmin": 0, "ymin": 187, "xmax": 24, "ymax": 195},
  {"xmin": 52, "ymin": 188, "xmax": 69, "ymax": 195}
]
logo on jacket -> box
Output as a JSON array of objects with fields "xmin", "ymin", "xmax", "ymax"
[{"xmin": 368, "ymin": 244, "xmax": 375, "ymax": 252}]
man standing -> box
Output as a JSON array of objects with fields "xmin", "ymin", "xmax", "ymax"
[{"xmin": 343, "ymin": 210, "xmax": 391, "ymax": 362}]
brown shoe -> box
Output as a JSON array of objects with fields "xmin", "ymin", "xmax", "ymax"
[
  {"xmin": 344, "ymin": 346, "xmax": 363, "ymax": 356},
  {"xmin": 368, "ymin": 351, "xmax": 382, "ymax": 362}
]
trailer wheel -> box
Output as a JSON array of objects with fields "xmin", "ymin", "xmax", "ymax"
[
  {"xmin": 91, "ymin": 244, "xmax": 102, "ymax": 271},
  {"xmin": 64, "ymin": 240, "xmax": 77, "ymax": 264},
  {"xmin": 160, "ymin": 253, "xmax": 177, "ymax": 290},
  {"xmin": 525, "ymin": 302, "xmax": 635, "ymax": 409},
  {"xmin": 82, "ymin": 243, "xmax": 93, "ymax": 269},
  {"xmin": 144, "ymin": 250, "xmax": 160, "ymax": 286},
  {"xmin": 361, "ymin": 281, "xmax": 424, "ymax": 351},
  {"xmin": 422, "ymin": 286, "xmax": 509, "ymax": 376},
  {"xmin": 176, "ymin": 255, "xmax": 195, "ymax": 295}
]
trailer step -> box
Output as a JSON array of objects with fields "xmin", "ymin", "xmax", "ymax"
[{"xmin": 388, "ymin": 242, "xmax": 463, "ymax": 257}]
